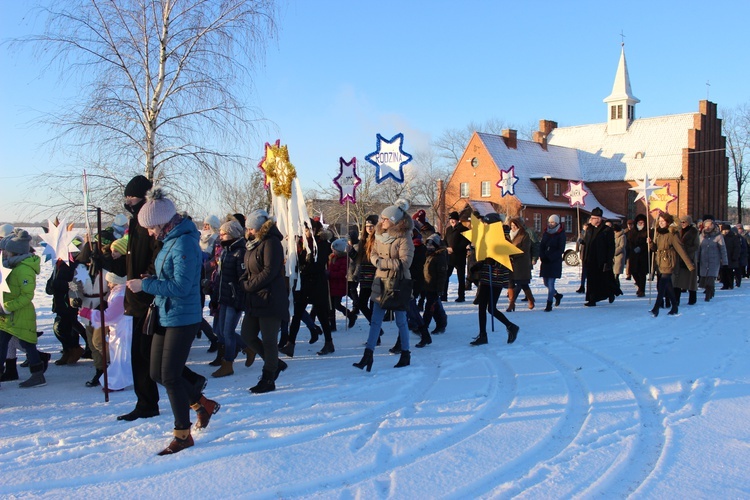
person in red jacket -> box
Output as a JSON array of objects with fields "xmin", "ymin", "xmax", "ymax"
[{"xmin": 328, "ymin": 238, "xmax": 356, "ymax": 332}]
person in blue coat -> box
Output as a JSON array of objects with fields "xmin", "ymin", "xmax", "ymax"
[
  {"xmin": 127, "ymin": 189, "xmax": 219, "ymax": 456},
  {"xmin": 539, "ymin": 215, "xmax": 566, "ymax": 311}
]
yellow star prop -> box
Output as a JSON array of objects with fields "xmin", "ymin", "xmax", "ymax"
[
  {"xmin": 469, "ymin": 214, "xmax": 522, "ymax": 271},
  {"xmin": 262, "ymin": 143, "xmax": 297, "ymax": 199},
  {"xmin": 648, "ymin": 183, "xmax": 677, "ymax": 215}
]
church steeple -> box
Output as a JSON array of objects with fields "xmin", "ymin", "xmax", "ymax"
[{"xmin": 603, "ymin": 45, "xmax": 640, "ymax": 135}]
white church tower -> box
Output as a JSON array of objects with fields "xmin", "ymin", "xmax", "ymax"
[{"xmin": 603, "ymin": 45, "xmax": 640, "ymax": 135}]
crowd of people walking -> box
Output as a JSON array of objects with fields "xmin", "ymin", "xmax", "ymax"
[{"xmin": 2, "ymin": 174, "xmax": 749, "ymax": 455}]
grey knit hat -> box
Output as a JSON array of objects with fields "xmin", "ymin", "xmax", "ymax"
[
  {"xmin": 220, "ymin": 220, "xmax": 244, "ymax": 239},
  {"xmin": 137, "ymin": 188, "xmax": 177, "ymax": 228},
  {"xmin": 380, "ymin": 199, "xmax": 410, "ymax": 224},
  {"xmin": 331, "ymin": 237, "xmax": 348, "ymax": 253},
  {"xmin": 204, "ymin": 215, "xmax": 221, "ymax": 230},
  {"xmin": 245, "ymin": 209, "xmax": 270, "ymax": 231},
  {"xmin": 3, "ymin": 229, "xmax": 32, "ymax": 255},
  {"xmin": 0, "ymin": 223, "xmax": 15, "ymax": 239}
]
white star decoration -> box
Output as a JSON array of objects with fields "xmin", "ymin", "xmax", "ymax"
[
  {"xmin": 365, "ymin": 133, "xmax": 413, "ymax": 184},
  {"xmin": 629, "ymin": 175, "xmax": 661, "ymax": 206},
  {"xmin": 0, "ymin": 259, "xmax": 12, "ymax": 296},
  {"xmin": 496, "ymin": 166, "xmax": 519, "ymax": 197},
  {"xmin": 563, "ymin": 180, "xmax": 589, "ymax": 207},
  {"xmin": 39, "ymin": 219, "xmax": 78, "ymax": 263},
  {"xmin": 333, "ymin": 157, "xmax": 362, "ymax": 204}
]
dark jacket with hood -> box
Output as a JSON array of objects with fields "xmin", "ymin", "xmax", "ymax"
[
  {"xmin": 539, "ymin": 222, "xmax": 566, "ymax": 279},
  {"xmin": 241, "ymin": 220, "xmax": 288, "ymax": 318},
  {"xmin": 217, "ymin": 237, "xmax": 247, "ymax": 311},
  {"xmin": 124, "ymin": 199, "xmax": 160, "ymax": 317}
]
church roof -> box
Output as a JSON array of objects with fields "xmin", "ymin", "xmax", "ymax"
[
  {"xmin": 476, "ymin": 132, "xmax": 622, "ymax": 218},
  {"xmin": 547, "ymin": 112, "xmax": 695, "ymax": 181}
]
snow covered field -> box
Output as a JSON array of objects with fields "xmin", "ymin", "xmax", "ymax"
[{"xmin": 1, "ymin": 254, "xmax": 749, "ymax": 498}]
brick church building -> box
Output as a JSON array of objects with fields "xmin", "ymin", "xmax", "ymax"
[{"xmin": 438, "ymin": 46, "xmax": 729, "ymax": 237}]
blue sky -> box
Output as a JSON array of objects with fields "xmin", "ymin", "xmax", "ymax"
[{"xmin": 1, "ymin": 0, "xmax": 748, "ymax": 222}]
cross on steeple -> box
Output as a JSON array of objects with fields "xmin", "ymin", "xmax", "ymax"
[
  {"xmin": 619, "ymin": 30, "xmax": 626, "ymax": 46},
  {"xmin": 706, "ymin": 80, "xmax": 711, "ymax": 100}
]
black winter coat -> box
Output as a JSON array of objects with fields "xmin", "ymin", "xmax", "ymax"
[
  {"xmin": 241, "ymin": 221, "xmax": 288, "ymax": 318},
  {"xmin": 423, "ymin": 247, "xmax": 448, "ymax": 293},
  {"xmin": 410, "ymin": 243, "xmax": 427, "ymax": 296},
  {"xmin": 445, "ymin": 223, "xmax": 470, "ymax": 266},
  {"xmin": 539, "ymin": 224, "xmax": 566, "ymax": 279},
  {"xmin": 217, "ymin": 237, "xmax": 247, "ymax": 311},
  {"xmin": 724, "ymin": 231, "xmax": 741, "ymax": 268},
  {"xmin": 124, "ymin": 199, "xmax": 160, "ymax": 317}
]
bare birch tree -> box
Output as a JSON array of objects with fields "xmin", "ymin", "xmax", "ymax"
[
  {"xmin": 722, "ymin": 103, "xmax": 750, "ymax": 223},
  {"xmin": 16, "ymin": 0, "xmax": 276, "ymax": 215}
]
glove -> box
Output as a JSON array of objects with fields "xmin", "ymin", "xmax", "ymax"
[{"xmin": 633, "ymin": 247, "xmax": 641, "ymax": 254}]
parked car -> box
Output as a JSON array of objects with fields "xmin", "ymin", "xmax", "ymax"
[{"xmin": 564, "ymin": 241, "xmax": 580, "ymax": 266}]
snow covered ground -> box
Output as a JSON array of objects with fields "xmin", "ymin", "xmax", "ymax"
[{"xmin": 1, "ymin": 254, "xmax": 749, "ymax": 498}]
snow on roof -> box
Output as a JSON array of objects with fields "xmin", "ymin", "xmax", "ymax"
[
  {"xmin": 477, "ymin": 133, "xmax": 623, "ymax": 219},
  {"xmin": 547, "ymin": 113, "xmax": 695, "ymax": 181}
]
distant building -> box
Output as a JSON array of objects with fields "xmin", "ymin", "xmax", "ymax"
[{"xmin": 439, "ymin": 45, "xmax": 728, "ymax": 237}]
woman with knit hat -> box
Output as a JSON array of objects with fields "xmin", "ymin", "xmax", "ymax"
[
  {"xmin": 648, "ymin": 211, "xmax": 695, "ymax": 317},
  {"xmin": 239, "ymin": 209, "xmax": 289, "ymax": 393},
  {"xmin": 353, "ymin": 199, "xmax": 414, "ymax": 371},
  {"xmin": 126, "ymin": 189, "xmax": 220, "ymax": 455},
  {"xmin": 0, "ymin": 229, "xmax": 47, "ymax": 388}
]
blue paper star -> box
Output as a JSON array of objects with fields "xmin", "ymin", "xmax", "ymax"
[{"xmin": 365, "ymin": 133, "xmax": 413, "ymax": 184}]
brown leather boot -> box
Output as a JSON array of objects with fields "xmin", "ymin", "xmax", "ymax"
[
  {"xmin": 66, "ymin": 346, "xmax": 85, "ymax": 364},
  {"xmin": 191, "ymin": 395, "xmax": 221, "ymax": 430},
  {"xmin": 527, "ymin": 290, "xmax": 536, "ymax": 310},
  {"xmin": 158, "ymin": 428, "xmax": 194, "ymax": 456},
  {"xmin": 506, "ymin": 288, "xmax": 516, "ymax": 312},
  {"xmin": 54, "ymin": 348, "xmax": 71, "ymax": 366},
  {"xmin": 211, "ymin": 359, "xmax": 233, "ymax": 378},
  {"xmin": 242, "ymin": 347, "xmax": 256, "ymax": 367}
]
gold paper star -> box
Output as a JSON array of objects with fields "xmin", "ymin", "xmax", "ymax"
[
  {"xmin": 648, "ymin": 183, "xmax": 678, "ymax": 215},
  {"xmin": 261, "ymin": 143, "xmax": 297, "ymax": 199},
  {"xmin": 469, "ymin": 214, "xmax": 522, "ymax": 271}
]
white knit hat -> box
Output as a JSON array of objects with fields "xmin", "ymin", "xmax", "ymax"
[
  {"xmin": 105, "ymin": 271, "xmax": 127, "ymax": 285},
  {"xmin": 138, "ymin": 188, "xmax": 177, "ymax": 228}
]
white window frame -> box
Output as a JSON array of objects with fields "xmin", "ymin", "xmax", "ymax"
[
  {"xmin": 481, "ymin": 181, "xmax": 491, "ymax": 197},
  {"xmin": 553, "ymin": 182, "xmax": 560, "ymax": 196},
  {"xmin": 460, "ymin": 182, "xmax": 470, "ymax": 198},
  {"xmin": 565, "ymin": 215, "xmax": 573, "ymax": 233},
  {"xmin": 534, "ymin": 213, "xmax": 542, "ymax": 233}
]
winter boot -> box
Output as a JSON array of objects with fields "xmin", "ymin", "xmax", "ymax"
[
  {"xmin": 674, "ymin": 289, "xmax": 682, "ymax": 306},
  {"xmin": 506, "ymin": 288, "xmax": 516, "ymax": 312},
  {"xmin": 158, "ymin": 428, "xmax": 194, "ymax": 456},
  {"xmin": 353, "ymin": 348, "xmax": 374, "ymax": 372},
  {"xmin": 650, "ymin": 304, "xmax": 660, "ymax": 317},
  {"xmin": 688, "ymin": 290, "xmax": 697, "ymax": 305},
  {"xmin": 544, "ymin": 300, "xmax": 553, "ymax": 312},
  {"xmin": 415, "ymin": 328, "xmax": 432, "ymax": 348},
  {"xmin": 576, "ymin": 285, "xmax": 585, "ymax": 294},
  {"xmin": 40, "ymin": 351, "xmax": 51, "ymax": 373},
  {"xmin": 308, "ymin": 325, "xmax": 321, "ymax": 344},
  {"xmin": 19, "ymin": 362, "xmax": 47, "ymax": 388},
  {"xmin": 211, "ymin": 359, "xmax": 234, "ymax": 378},
  {"xmin": 526, "ymin": 290, "xmax": 536, "ymax": 310},
  {"xmin": 275, "ymin": 359, "xmax": 288, "ymax": 381},
  {"xmin": 85, "ymin": 369, "xmax": 104, "ymax": 387},
  {"xmin": 191, "ymin": 395, "xmax": 221, "ymax": 430},
  {"xmin": 317, "ymin": 342, "xmax": 335, "ymax": 355},
  {"xmin": 470, "ymin": 333, "xmax": 488, "ymax": 346},
  {"xmin": 431, "ymin": 323, "xmax": 446, "ymax": 334},
  {"xmin": 207, "ymin": 340, "xmax": 219, "ymax": 353},
  {"xmin": 243, "ymin": 347, "xmax": 256, "ymax": 367},
  {"xmin": 279, "ymin": 341, "xmax": 295, "ymax": 358},
  {"xmin": 1, "ymin": 359, "xmax": 19, "ymax": 382},
  {"xmin": 66, "ymin": 345, "xmax": 85, "ymax": 364},
  {"xmin": 209, "ymin": 344, "xmax": 224, "ymax": 367},
  {"xmin": 554, "ymin": 293, "xmax": 563, "ymax": 307},
  {"xmin": 347, "ymin": 310, "xmax": 357, "ymax": 329},
  {"xmin": 249, "ymin": 370, "xmax": 276, "ymax": 394},
  {"xmin": 668, "ymin": 305, "xmax": 679, "ymax": 316},
  {"xmin": 388, "ymin": 336, "xmax": 402, "ymax": 354},
  {"xmin": 394, "ymin": 350, "xmax": 411, "ymax": 368},
  {"xmin": 54, "ymin": 348, "xmax": 71, "ymax": 366},
  {"xmin": 507, "ymin": 324, "xmax": 520, "ymax": 344}
]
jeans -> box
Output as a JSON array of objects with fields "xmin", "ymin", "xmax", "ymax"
[
  {"xmin": 217, "ymin": 304, "xmax": 245, "ymax": 362},
  {"xmin": 149, "ymin": 323, "xmax": 200, "ymax": 430},
  {"xmin": 0, "ymin": 330, "xmax": 41, "ymax": 367},
  {"xmin": 406, "ymin": 298, "xmax": 425, "ymax": 332},
  {"xmin": 543, "ymin": 277, "xmax": 557, "ymax": 303},
  {"xmin": 366, "ymin": 302, "xmax": 409, "ymax": 351}
]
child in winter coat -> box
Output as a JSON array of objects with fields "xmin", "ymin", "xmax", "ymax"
[
  {"xmin": 79, "ymin": 271, "xmax": 134, "ymax": 391},
  {"xmin": 422, "ymin": 234, "xmax": 448, "ymax": 335},
  {"xmin": 328, "ymin": 238, "xmax": 356, "ymax": 330},
  {"xmin": 0, "ymin": 229, "xmax": 48, "ymax": 388}
]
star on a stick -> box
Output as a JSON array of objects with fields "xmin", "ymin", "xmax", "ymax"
[
  {"xmin": 629, "ymin": 175, "xmax": 660, "ymax": 205},
  {"xmin": 39, "ymin": 219, "xmax": 77, "ymax": 263},
  {"xmin": 648, "ymin": 183, "xmax": 678, "ymax": 215},
  {"xmin": 563, "ymin": 180, "xmax": 589, "ymax": 207},
  {"xmin": 469, "ymin": 213, "xmax": 522, "ymax": 271},
  {"xmin": 365, "ymin": 133, "xmax": 412, "ymax": 184},
  {"xmin": 333, "ymin": 157, "xmax": 362, "ymax": 204},
  {"xmin": 496, "ymin": 166, "xmax": 519, "ymax": 197}
]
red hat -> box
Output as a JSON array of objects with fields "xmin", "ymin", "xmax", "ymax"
[{"xmin": 412, "ymin": 209, "xmax": 426, "ymax": 224}]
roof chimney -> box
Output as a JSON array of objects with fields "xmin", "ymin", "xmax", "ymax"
[
  {"xmin": 532, "ymin": 131, "xmax": 548, "ymax": 151},
  {"xmin": 501, "ymin": 129, "xmax": 517, "ymax": 149},
  {"xmin": 539, "ymin": 119, "xmax": 557, "ymax": 135}
]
